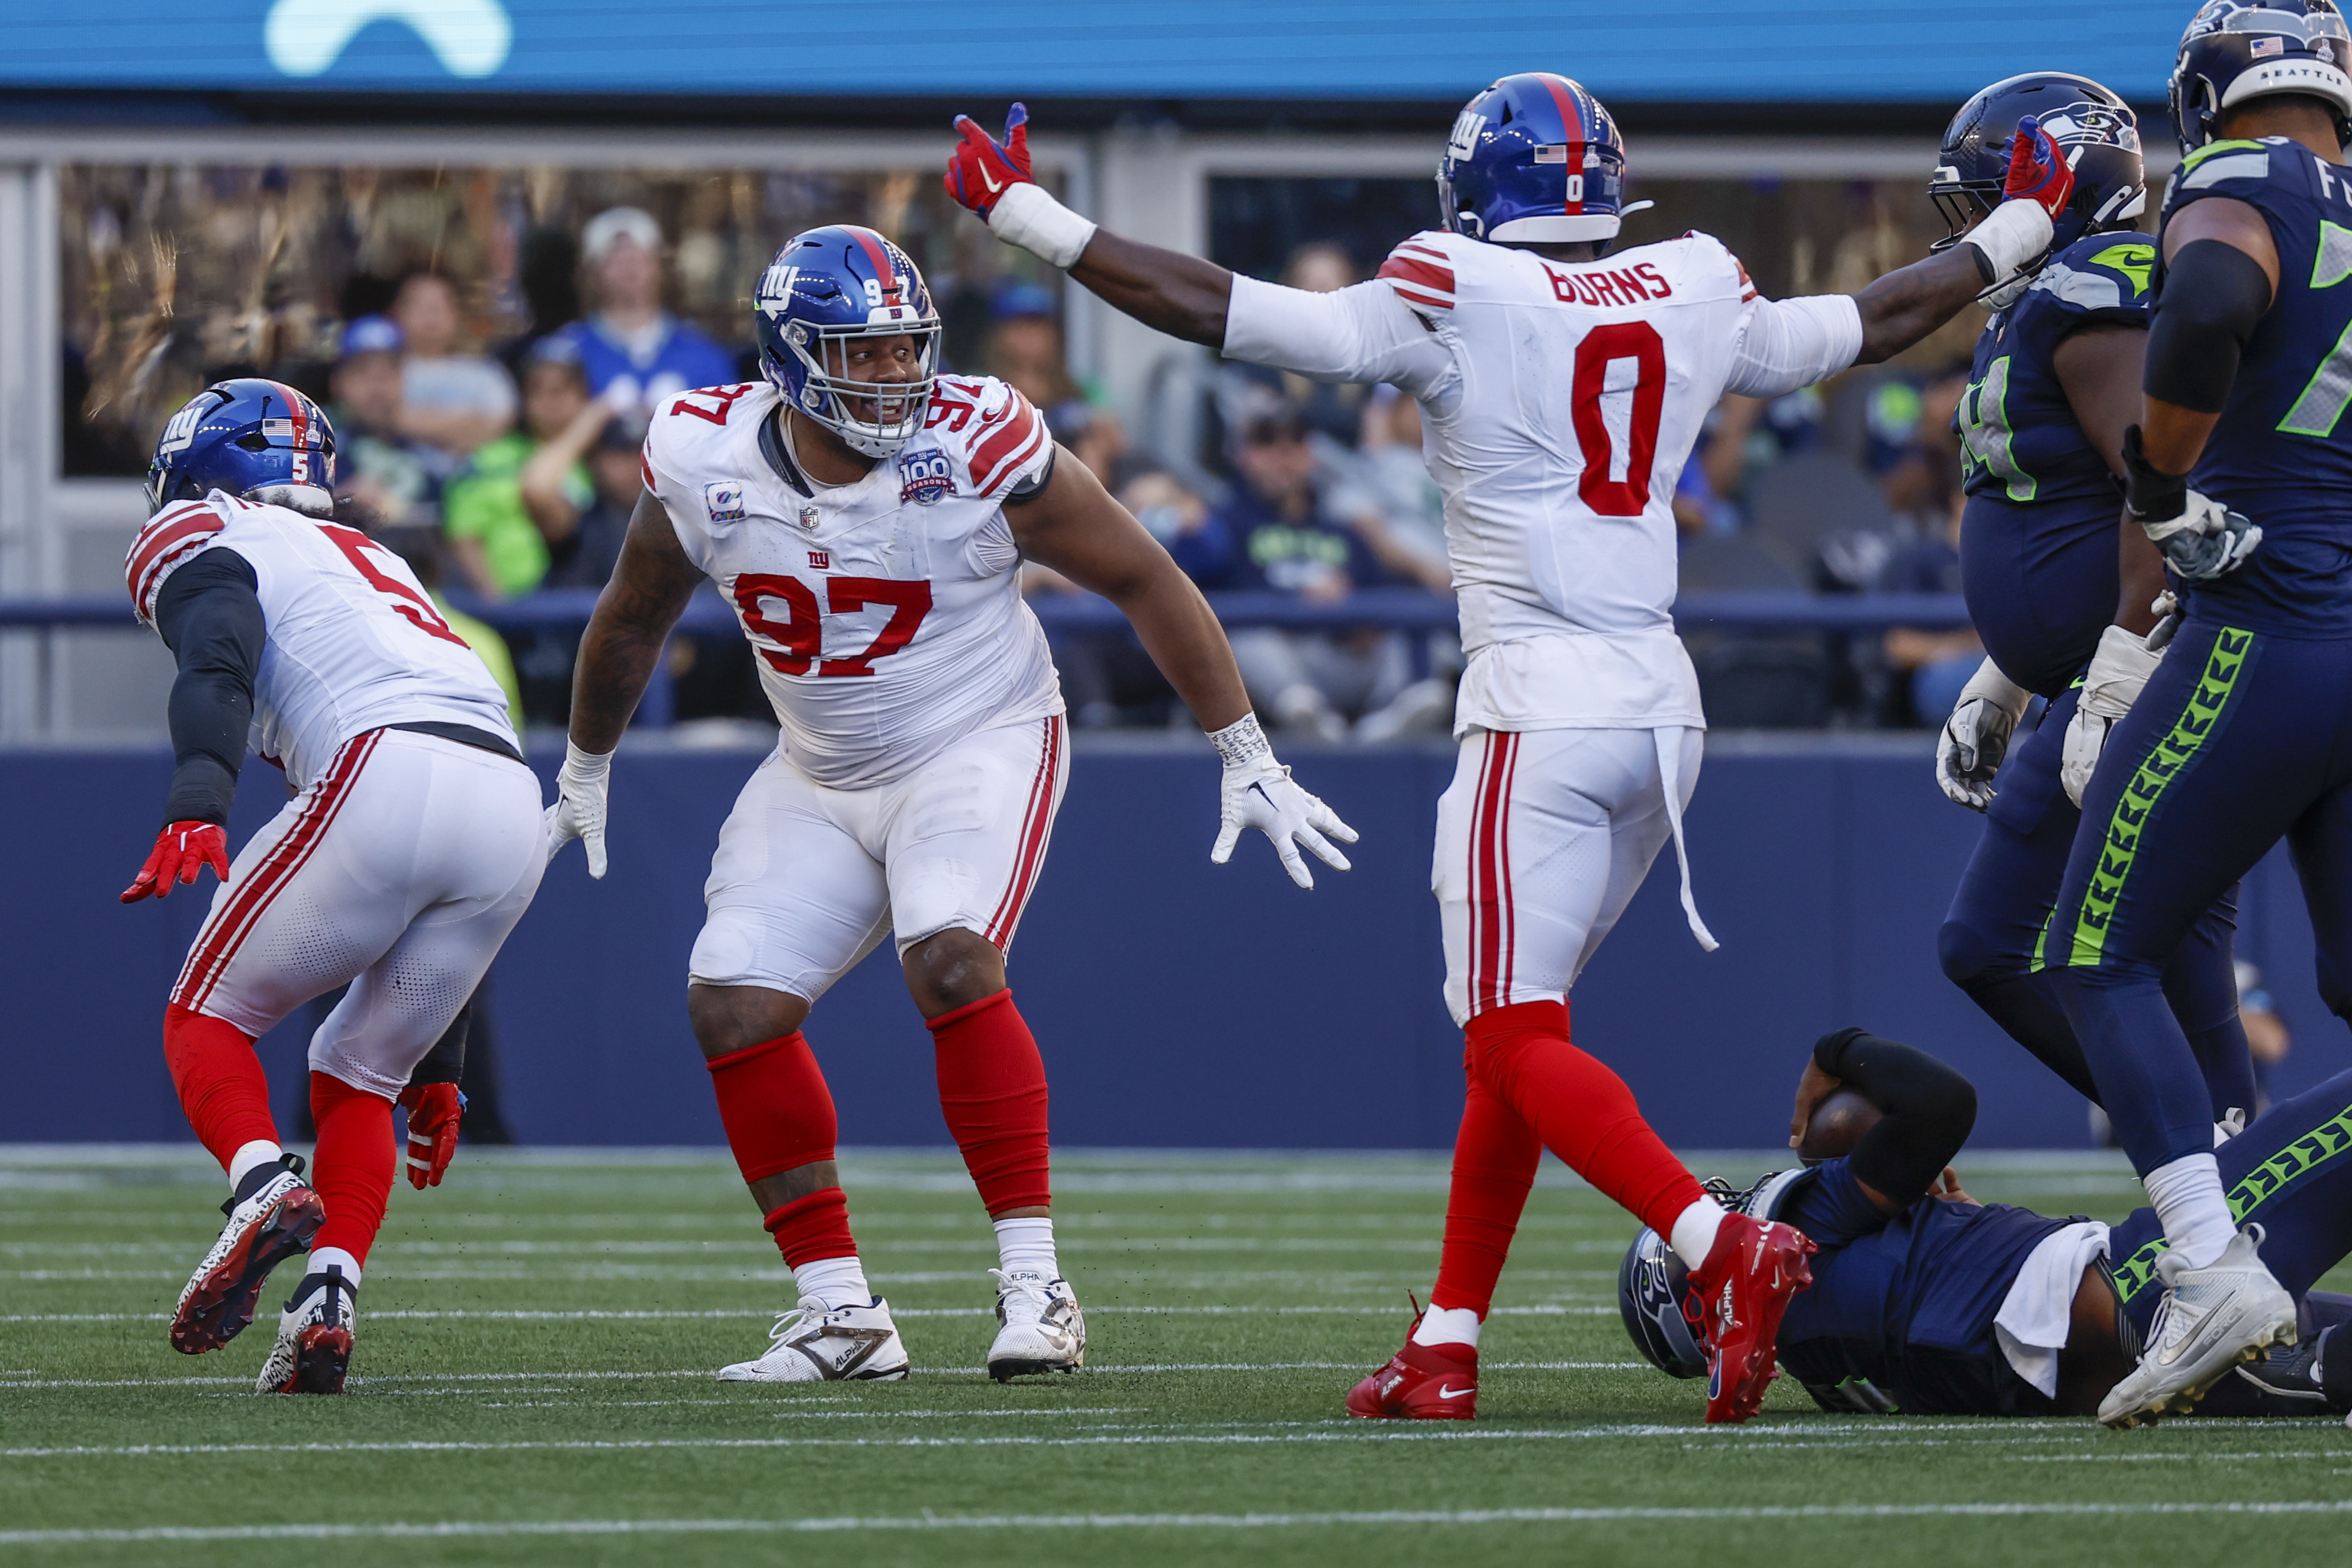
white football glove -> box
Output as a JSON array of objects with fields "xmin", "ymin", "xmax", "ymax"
[
  {"xmin": 2060, "ymin": 623, "xmax": 2168, "ymax": 807},
  {"xmin": 1936, "ymin": 656, "xmax": 2034, "ymax": 812},
  {"xmin": 1206, "ymin": 713, "xmax": 1358, "ymax": 890},
  {"xmin": 543, "ymin": 740, "xmax": 613, "ymax": 878}
]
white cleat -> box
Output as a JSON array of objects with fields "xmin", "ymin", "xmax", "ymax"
[
  {"xmin": 717, "ymin": 1296, "xmax": 909, "ymax": 1383},
  {"xmin": 170, "ymin": 1164, "xmax": 324, "ymax": 1356},
  {"xmin": 2099, "ymin": 1225, "xmax": 2298, "ymax": 1429},
  {"xmin": 987, "ymin": 1268, "xmax": 1085, "ymax": 1380},
  {"xmin": 255, "ymin": 1265, "xmax": 356, "ymax": 1395}
]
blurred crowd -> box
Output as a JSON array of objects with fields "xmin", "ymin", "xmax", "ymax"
[{"xmin": 62, "ymin": 163, "xmax": 1978, "ymax": 740}]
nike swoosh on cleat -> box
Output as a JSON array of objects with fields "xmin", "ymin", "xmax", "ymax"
[{"xmin": 1435, "ymin": 1385, "xmax": 1473, "ymax": 1400}]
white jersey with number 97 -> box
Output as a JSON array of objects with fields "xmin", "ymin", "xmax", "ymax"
[
  {"xmin": 1224, "ymin": 228, "xmax": 1862, "ymax": 734},
  {"xmin": 127, "ymin": 492, "xmax": 517, "ymax": 789}
]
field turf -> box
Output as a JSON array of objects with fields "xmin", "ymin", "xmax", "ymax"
[{"xmin": 3, "ymin": 1146, "xmax": 2349, "ymax": 1565}]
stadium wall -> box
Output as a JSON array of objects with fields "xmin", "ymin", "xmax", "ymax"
[{"xmin": 12, "ymin": 737, "xmax": 2344, "ymax": 1151}]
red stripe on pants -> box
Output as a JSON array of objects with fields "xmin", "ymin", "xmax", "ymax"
[
  {"xmin": 985, "ymin": 716, "xmax": 1063, "ymax": 948},
  {"xmin": 1469, "ymin": 732, "xmax": 1518, "ymax": 1016}
]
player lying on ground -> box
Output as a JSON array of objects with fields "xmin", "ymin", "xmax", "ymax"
[
  {"xmin": 124, "ymin": 379, "xmax": 546, "ymax": 1394},
  {"xmin": 545, "ymin": 224, "xmax": 1354, "ymax": 1383},
  {"xmin": 1620, "ymin": 1026, "xmax": 2352, "ymax": 1424},
  {"xmin": 2029, "ymin": 0, "xmax": 2352, "ymax": 1427},
  {"xmin": 1927, "ymin": 73, "xmax": 2258, "ymax": 1135},
  {"xmin": 942, "ymin": 75, "xmax": 2074, "ymax": 1420}
]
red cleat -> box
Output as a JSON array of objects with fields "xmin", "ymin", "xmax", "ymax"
[
  {"xmin": 1346, "ymin": 1319, "xmax": 1479, "ymax": 1420},
  {"xmin": 1687, "ymin": 1211, "xmax": 1816, "ymax": 1424}
]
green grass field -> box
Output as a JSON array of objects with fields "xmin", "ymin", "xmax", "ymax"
[{"xmin": 3, "ymin": 1145, "xmax": 2349, "ymax": 1566}]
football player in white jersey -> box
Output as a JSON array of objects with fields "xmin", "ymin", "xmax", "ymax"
[
  {"xmin": 121, "ymin": 380, "xmax": 548, "ymax": 1393},
  {"xmin": 546, "ymin": 225, "xmax": 1354, "ymax": 1383},
  {"xmin": 944, "ymin": 79, "xmax": 2081, "ymax": 1421}
]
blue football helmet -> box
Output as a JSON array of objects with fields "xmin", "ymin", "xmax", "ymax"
[
  {"xmin": 1619, "ymin": 1225, "xmax": 1706, "ymax": 1380},
  {"xmin": 1929, "ymin": 73, "xmax": 2146, "ymax": 257},
  {"xmin": 2172, "ymin": 0, "xmax": 2352, "ymax": 157},
  {"xmin": 752, "ymin": 225, "xmax": 941, "ymax": 458},
  {"xmin": 144, "ymin": 378, "xmax": 336, "ymax": 519},
  {"xmin": 1437, "ymin": 73, "xmax": 1636, "ymax": 244}
]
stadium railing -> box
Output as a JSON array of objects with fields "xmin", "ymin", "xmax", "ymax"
[{"xmin": 0, "ymin": 589, "xmax": 1974, "ymax": 730}]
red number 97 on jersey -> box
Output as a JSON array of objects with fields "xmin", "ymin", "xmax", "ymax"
[{"xmin": 732, "ymin": 574, "xmax": 935, "ymax": 678}]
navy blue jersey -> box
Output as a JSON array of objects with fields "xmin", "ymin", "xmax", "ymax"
[
  {"xmin": 2161, "ymin": 137, "xmax": 2352, "ymax": 635},
  {"xmin": 1955, "ymin": 233, "xmax": 2154, "ymax": 696},
  {"xmin": 1771, "ymin": 1160, "xmax": 2068, "ymax": 1415}
]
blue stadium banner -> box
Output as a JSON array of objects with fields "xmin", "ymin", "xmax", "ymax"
[{"xmin": 1, "ymin": 2, "xmax": 2184, "ymax": 101}]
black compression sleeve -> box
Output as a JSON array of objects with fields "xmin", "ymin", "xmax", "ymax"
[
  {"xmin": 2144, "ymin": 238, "xmax": 2275, "ymax": 413},
  {"xmin": 152, "ymin": 548, "xmax": 263, "ymax": 826},
  {"xmin": 1812, "ymin": 1028, "xmax": 1978, "ymax": 1204},
  {"xmin": 408, "ymin": 997, "xmax": 471, "ymax": 1089}
]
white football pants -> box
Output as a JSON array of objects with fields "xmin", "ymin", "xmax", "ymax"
[
  {"xmin": 1434, "ymin": 726, "xmax": 1713, "ymax": 1026},
  {"xmin": 172, "ymin": 727, "xmax": 548, "ymax": 1097},
  {"xmin": 689, "ymin": 715, "xmax": 1068, "ymax": 1002}
]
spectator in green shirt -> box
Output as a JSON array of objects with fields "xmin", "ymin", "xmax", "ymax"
[{"xmin": 443, "ymin": 337, "xmax": 616, "ymax": 600}]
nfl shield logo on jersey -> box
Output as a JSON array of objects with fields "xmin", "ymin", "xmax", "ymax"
[
  {"xmin": 898, "ymin": 447, "xmax": 954, "ymax": 506},
  {"xmin": 703, "ymin": 481, "xmax": 748, "ymax": 523}
]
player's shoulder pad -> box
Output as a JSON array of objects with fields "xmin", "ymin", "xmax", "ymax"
[
  {"xmin": 642, "ymin": 382, "xmax": 773, "ymax": 490},
  {"xmin": 1658, "ymin": 230, "xmax": 1759, "ymax": 302},
  {"xmin": 1375, "ymin": 229, "xmax": 1470, "ymax": 314},
  {"xmin": 2023, "ymin": 231, "xmax": 2157, "ymax": 320},
  {"xmin": 2166, "ymin": 135, "xmax": 2307, "ymax": 216},
  {"xmin": 126, "ymin": 494, "xmax": 233, "ymax": 624},
  {"xmin": 924, "ymin": 375, "xmax": 1052, "ymax": 501}
]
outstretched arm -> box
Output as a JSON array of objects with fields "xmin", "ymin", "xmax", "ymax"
[
  {"xmin": 546, "ymin": 490, "xmax": 703, "ymax": 877},
  {"xmin": 1008, "ymin": 451, "xmax": 1357, "ymax": 888},
  {"xmin": 1067, "ymin": 231, "xmax": 1233, "ymax": 350}
]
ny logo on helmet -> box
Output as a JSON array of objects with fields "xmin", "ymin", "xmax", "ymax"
[
  {"xmin": 756, "ymin": 265, "xmax": 800, "ymax": 317},
  {"xmin": 156, "ymin": 395, "xmax": 214, "ymax": 456},
  {"xmin": 1447, "ymin": 110, "xmax": 1488, "ymax": 162}
]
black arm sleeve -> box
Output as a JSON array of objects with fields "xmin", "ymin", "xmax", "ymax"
[
  {"xmin": 1812, "ymin": 1027, "xmax": 1978, "ymax": 1205},
  {"xmin": 407, "ymin": 996, "xmax": 472, "ymax": 1089},
  {"xmin": 2144, "ymin": 239, "xmax": 2275, "ymax": 413},
  {"xmin": 152, "ymin": 548, "xmax": 263, "ymax": 827}
]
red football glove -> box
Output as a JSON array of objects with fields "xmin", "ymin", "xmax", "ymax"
[
  {"xmin": 944, "ymin": 102, "xmax": 1034, "ymax": 219},
  {"xmin": 2003, "ymin": 114, "xmax": 2077, "ymax": 221},
  {"xmin": 121, "ymin": 820, "xmax": 229, "ymax": 903},
  {"xmin": 398, "ymin": 1083, "xmax": 465, "ymax": 1189}
]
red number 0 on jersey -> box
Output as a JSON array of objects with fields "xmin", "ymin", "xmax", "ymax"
[
  {"xmin": 1569, "ymin": 321, "xmax": 1667, "ymax": 518},
  {"xmin": 317, "ymin": 523, "xmax": 472, "ymax": 649},
  {"xmin": 731, "ymin": 575, "xmax": 935, "ymax": 678}
]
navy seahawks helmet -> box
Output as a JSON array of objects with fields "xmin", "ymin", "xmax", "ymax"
[
  {"xmin": 1929, "ymin": 73, "xmax": 2146, "ymax": 257},
  {"xmin": 1619, "ymin": 1225, "xmax": 1706, "ymax": 1379},
  {"xmin": 2171, "ymin": 0, "xmax": 2352, "ymax": 158},
  {"xmin": 752, "ymin": 225, "xmax": 940, "ymax": 459},
  {"xmin": 1438, "ymin": 73, "xmax": 1640, "ymax": 244},
  {"xmin": 144, "ymin": 378, "xmax": 336, "ymax": 519}
]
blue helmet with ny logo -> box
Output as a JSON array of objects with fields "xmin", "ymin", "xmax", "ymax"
[
  {"xmin": 1437, "ymin": 73, "xmax": 1642, "ymax": 245},
  {"xmin": 144, "ymin": 378, "xmax": 336, "ymax": 519},
  {"xmin": 752, "ymin": 225, "xmax": 942, "ymax": 458}
]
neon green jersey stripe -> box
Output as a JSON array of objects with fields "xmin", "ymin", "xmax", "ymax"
[
  {"xmin": 2066, "ymin": 629, "xmax": 2253, "ymax": 969},
  {"xmin": 2112, "ymin": 1099, "xmax": 2352, "ymax": 1302}
]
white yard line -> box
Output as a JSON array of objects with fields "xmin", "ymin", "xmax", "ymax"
[{"xmin": 6, "ymin": 1500, "xmax": 2352, "ymax": 1544}]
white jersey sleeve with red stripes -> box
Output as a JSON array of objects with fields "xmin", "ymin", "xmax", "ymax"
[
  {"xmin": 1220, "ymin": 273, "xmax": 1455, "ymax": 397},
  {"xmin": 923, "ymin": 376, "xmax": 1054, "ymax": 502},
  {"xmin": 126, "ymin": 500, "xmax": 231, "ymax": 624}
]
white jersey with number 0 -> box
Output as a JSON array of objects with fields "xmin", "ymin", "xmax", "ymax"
[
  {"xmin": 127, "ymin": 492, "xmax": 517, "ymax": 789},
  {"xmin": 1224, "ymin": 228, "xmax": 1862, "ymax": 733},
  {"xmin": 642, "ymin": 378, "xmax": 1064, "ymax": 789}
]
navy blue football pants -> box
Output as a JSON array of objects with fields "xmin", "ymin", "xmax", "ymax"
[
  {"xmin": 2049, "ymin": 621, "xmax": 2352, "ymax": 1176},
  {"xmin": 2109, "ymin": 1065, "xmax": 2352, "ymax": 1414},
  {"xmin": 1941, "ymin": 684, "xmax": 2254, "ymax": 1116}
]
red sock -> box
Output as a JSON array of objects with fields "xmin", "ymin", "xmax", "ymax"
[
  {"xmin": 1428, "ymin": 1047, "xmax": 1543, "ymax": 1318},
  {"xmin": 926, "ymin": 989, "xmax": 1050, "ymax": 1215},
  {"xmin": 1466, "ymin": 1000, "xmax": 1705, "ymax": 1239},
  {"xmin": 308, "ymin": 1071, "xmax": 394, "ymax": 1266},
  {"xmin": 764, "ymin": 1189, "xmax": 858, "ymax": 1267},
  {"xmin": 706, "ymin": 1032, "xmax": 836, "ymax": 1185},
  {"xmin": 163, "ymin": 1004, "xmax": 278, "ymax": 1172}
]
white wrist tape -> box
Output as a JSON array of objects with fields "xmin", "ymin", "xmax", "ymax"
[
  {"xmin": 1208, "ymin": 711, "xmax": 1275, "ymax": 771},
  {"xmin": 1956, "ymin": 656, "xmax": 2032, "ymax": 725},
  {"xmin": 561, "ymin": 739, "xmax": 613, "ymax": 784},
  {"xmin": 1962, "ymin": 199, "xmax": 2056, "ymax": 286},
  {"xmin": 987, "ymin": 181, "xmax": 1098, "ymax": 271}
]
